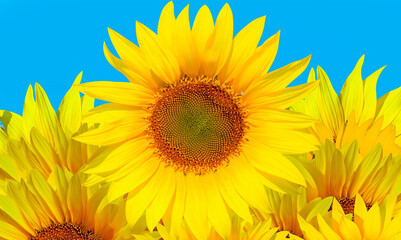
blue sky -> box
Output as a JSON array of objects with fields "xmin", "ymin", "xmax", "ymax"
[{"xmin": 0, "ymin": 0, "xmax": 400, "ymax": 115}]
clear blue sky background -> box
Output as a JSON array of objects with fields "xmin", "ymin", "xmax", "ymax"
[{"xmin": 1, "ymin": 0, "xmax": 400, "ymax": 116}]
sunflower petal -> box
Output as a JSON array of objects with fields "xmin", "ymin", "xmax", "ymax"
[
  {"xmin": 75, "ymin": 81, "xmax": 154, "ymax": 107},
  {"xmin": 203, "ymin": 3, "xmax": 233, "ymax": 76}
]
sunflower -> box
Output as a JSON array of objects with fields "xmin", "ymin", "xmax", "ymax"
[
  {"xmin": 74, "ymin": 2, "xmax": 319, "ymax": 239},
  {"xmin": 299, "ymin": 139, "xmax": 401, "ymax": 218},
  {"xmin": 298, "ymin": 193, "xmax": 401, "ymax": 239},
  {"xmin": 292, "ymin": 56, "xmax": 401, "ymax": 158},
  {"xmin": 0, "ymin": 166, "xmax": 142, "ymax": 240},
  {"xmin": 247, "ymin": 187, "xmax": 332, "ymax": 240},
  {"xmin": 0, "ymin": 73, "xmax": 98, "ymax": 180}
]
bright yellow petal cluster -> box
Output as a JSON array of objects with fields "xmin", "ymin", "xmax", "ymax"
[
  {"xmin": 299, "ymin": 194, "xmax": 401, "ymax": 239},
  {"xmin": 0, "ymin": 167, "xmax": 134, "ymax": 240},
  {"xmin": 0, "ymin": 73, "xmax": 98, "ymax": 181},
  {"xmin": 293, "ymin": 56, "xmax": 401, "ymax": 158},
  {"xmin": 300, "ymin": 140, "xmax": 401, "ymax": 209}
]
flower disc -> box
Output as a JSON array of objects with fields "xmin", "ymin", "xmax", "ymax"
[
  {"xmin": 148, "ymin": 76, "xmax": 247, "ymax": 175},
  {"xmin": 31, "ymin": 222, "xmax": 101, "ymax": 240}
]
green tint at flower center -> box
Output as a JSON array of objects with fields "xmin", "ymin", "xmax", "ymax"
[{"xmin": 148, "ymin": 76, "xmax": 247, "ymax": 175}]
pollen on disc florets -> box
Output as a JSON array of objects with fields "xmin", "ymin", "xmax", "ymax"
[
  {"xmin": 147, "ymin": 75, "xmax": 248, "ymax": 176},
  {"xmin": 329, "ymin": 197, "xmax": 373, "ymax": 220},
  {"xmin": 31, "ymin": 222, "xmax": 102, "ymax": 240}
]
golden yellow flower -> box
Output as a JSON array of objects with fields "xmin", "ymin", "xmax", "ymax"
[
  {"xmin": 74, "ymin": 2, "xmax": 319, "ymax": 238},
  {"xmin": 300, "ymin": 140, "xmax": 401, "ymax": 217},
  {"xmin": 249, "ymin": 187, "xmax": 332, "ymax": 240},
  {"xmin": 292, "ymin": 56, "xmax": 401, "ymax": 158},
  {"xmin": 0, "ymin": 73, "xmax": 97, "ymax": 180},
  {"xmin": 0, "ymin": 167, "xmax": 136, "ymax": 240},
  {"xmin": 299, "ymin": 194, "xmax": 401, "ymax": 239}
]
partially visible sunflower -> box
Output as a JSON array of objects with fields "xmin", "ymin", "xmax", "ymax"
[
  {"xmin": 0, "ymin": 166, "xmax": 140, "ymax": 240},
  {"xmin": 250, "ymin": 187, "xmax": 333, "ymax": 239},
  {"xmin": 156, "ymin": 215, "xmax": 279, "ymax": 240},
  {"xmin": 74, "ymin": 2, "xmax": 319, "ymax": 239},
  {"xmin": 292, "ymin": 56, "xmax": 401, "ymax": 158},
  {"xmin": 299, "ymin": 194, "xmax": 401, "ymax": 240},
  {"xmin": 0, "ymin": 73, "xmax": 98, "ymax": 180},
  {"xmin": 299, "ymin": 140, "xmax": 401, "ymax": 217}
]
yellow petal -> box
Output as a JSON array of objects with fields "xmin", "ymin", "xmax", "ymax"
[
  {"xmin": 339, "ymin": 215, "xmax": 362, "ymax": 240},
  {"xmin": 0, "ymin": 110, "xmax": 25, "ymax": 141},
  {"xmin": 73, "ymin": 119, "xmax": 147, "ymax": 146},
  {"xmin": 58, "ymin": 72, "xmax": 83, "ymax": 134},
  {"xmin": 205, "ymin": 176, "xmax": 231, "ymax": 238},
  {"xmin": 315, "ymin": 67, "xmax": 345, "ymax": 139},
  {"xmin": 248, "ymin": 109, "xmax": 316, "ymax": 129},
  {"xmin": 316, "ymin": 214, "xmax": 342, "ymax": 240},
  {"xmin": 172, "ymin": 5, "xmax": 200, "ymax": 76},
  {"xmin": 203, "ymin": 3, "xmax": 233, "ymax": 76},
  {"xmin": 339, "ymin": 55, "xmax": 364, "ymax": 122},
  {"xmin": 84, "ymin": 137, "xmax": 149, "ymax": 174},
  {"xmin": 107, "ymin": 29, "xmax": 158, "ymax": 88},
  {"xmin": 136, "ymin": 21, "xmax": 180, "ymax": 83},
  {"xmin": 146, "ymin": 169, "xmax": 176, "ymax": 231},
  {"xmin": 103, "ymin": 42, "xmax": 157, "ymax": 88},
  {"xmin": 169, "ymin": 173, "xmax": 187, "ymax": 237},
  {"xmin": 250, "ymin": 80, "xmax": 319, "ymax": 110},
  {"xmin": 216, "ymin": 171, "xmax": 252, "ymax": 223},
  {"xmin": 298, "ymin": 215, "xmax": 325, "ymax": 240},
  {"xmin": 243, "ymin": 141, "xmax": 306, "ymax": 187},
  {"xmin": 158, "ymin": 1, "xmax": 175, "ymax": 46},
  {"xmin": 235, "ymin": 31, "xmax": 280, "ymax": 92},
  {"xmin": 125, "ymin": 166, "xmax": 164, "ymax": 226},
  {"xmin": 22, "ymin": 84, "xmax": 36, "ymax": 139},
  {"xmin": 226, "ymin": 155, "xmax": 269, "ymax": 212},
  {"xmin": 75, "ymin": 81, "xmax": 154, "ymax": 106},
  {"xmin": 192, "ymin": 5, "xmax": 214, "ymax": 58},
  {"xmin": 220, "ymin": 16, "xmax": 265, "ymax": 83},
  {"xmin": 248, "ymin": 127, "xmax": 318, "ymax": 154},
  {"xmin": 107, "ymin": 157, "xmax": 158, "ymax": 202},
  {"xmin": 251, "ymin": 55, "xmax": 311, "ymax": 95},
  {"xmin": 184, "ymin": 176, "xmax": 209, "ymax": 240},
  {"xmin": 360, "ymin": 66, "xmax": 385, "ymax": 123},
  {"xmin": 362, "ymin": 204, "xmax": 381, "ymax": 239}
]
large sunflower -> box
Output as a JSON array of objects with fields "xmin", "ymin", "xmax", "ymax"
[
  {"xmin": 299, "ymin": 140, "xmax": 401, "ymax": 218},
  {"xmin": 299, "ymin": 194, "xmax": 401, "ymax": 239},
  {"xmin": 0, "ymin": 73, "xmax": 98, "ymax": 180},
  {"xmin": 292, "ymin": 56, "xmax": 401, "ymax": 158},
  {"xmin": 74, "ymin": 2, "xmax": 319, "ymax": 238},
  {"xmin": 0, "ymin": 166, "xmax": 140, "ymax": 240}
]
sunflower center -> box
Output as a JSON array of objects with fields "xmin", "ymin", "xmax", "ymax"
[
  {"xmin": 31, "ymin": 222, "xmax": 102, "ymax": 240},
  {"xmin": 329, "ymin": 197, "xmax": 373, "ymax": 219},
  {"xmin": 338, "ymin": 197, "xmax": 355, "ymax": 215},
  {"xmin": 148, "ymin": 75, "xmax": 247, "ymax": 175}
]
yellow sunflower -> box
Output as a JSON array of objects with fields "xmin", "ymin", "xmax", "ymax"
[
  {"xmin": 299, "ymin": 139, "xmax": 401, "ymax": 218},
  {"xmin": 299, "ymin": 193, "xmax": 401, "ymax": 239},
  {"xmin": 0, "ymin": 166, "xmax": 140, "ymax": 240},
  {"xmin": 248, "ymin": 187, "xmax": 332, "ymax": 240},
  {"xmin": 0, "ymin": 73, "xmax": 98, "ymax": 180},
  {"xmin": 292, "ymin": 56, "xmax": 401, "ymax": 158},
  {"xmin": 74, "ymin": 2, "xmax": 319, "ymax": 239}
]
